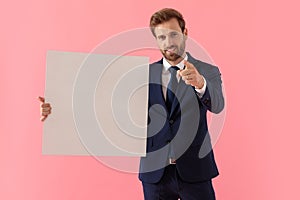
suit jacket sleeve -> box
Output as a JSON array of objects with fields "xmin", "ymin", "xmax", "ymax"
[{"xmin": 196, "ymin": 61, "xmax": 224, "ymax": 114}]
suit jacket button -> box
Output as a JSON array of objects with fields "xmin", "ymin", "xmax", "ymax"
[
  {"xmin": 169, "ymin": 119, "xmax": 174, "ymax": 124},
  {"xmin": 204, "ymin": 98, "xmax": 209, "ymax": 104}
]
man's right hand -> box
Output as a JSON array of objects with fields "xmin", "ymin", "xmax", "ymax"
[{"xmin": 38, "ymin": 96, "xmax": 52, "ymax": 122}]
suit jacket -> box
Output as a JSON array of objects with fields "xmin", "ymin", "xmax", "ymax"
[{"xmin": 139, "ymin": 52, "xmax": 224, "ymax": 183}]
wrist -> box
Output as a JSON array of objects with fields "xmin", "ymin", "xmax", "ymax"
[{"xmin": 195, "ymin": 76, "xmax": 204, "ymax": 89}]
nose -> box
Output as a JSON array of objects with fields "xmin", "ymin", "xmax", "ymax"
[{"xmin": 165, "ymin": 36, "xmax": 174, "ymax": 48}]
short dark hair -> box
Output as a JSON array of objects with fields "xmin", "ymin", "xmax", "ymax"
[{"xmin": 149, "ymin": 8, "xmax": 186, "ymax": 37}]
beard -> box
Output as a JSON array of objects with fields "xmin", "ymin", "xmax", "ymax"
[{"xmin": 160, "ymin": 41, "xmax": 186, "ymax": 62}]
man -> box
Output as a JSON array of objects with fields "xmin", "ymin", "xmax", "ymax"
[
  {"xmin": 40, "ymin": 8, "xmax": 224, "ymax": 200},
  {"xmin": 138, "ymin": 8, "xmax": 224, "ymax": 200}
]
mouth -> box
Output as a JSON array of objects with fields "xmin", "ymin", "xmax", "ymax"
[{"xmin": 165, "ymin": 46, "xmax": 177, "ymax": 54}]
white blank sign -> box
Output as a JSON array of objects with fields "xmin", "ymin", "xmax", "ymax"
[{"xmin": 43, "ymin": 50, "xmax": 149, "ymax": 156}]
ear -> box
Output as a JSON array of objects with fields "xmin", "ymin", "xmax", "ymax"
[{"xmin": 183, "ymin": 28, "xmax": 188, "ymax": 39}]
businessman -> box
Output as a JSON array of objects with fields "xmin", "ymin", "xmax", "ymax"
[{"xmin": 40, "ymin": 8, "xmax": 224, "ymax": 200}]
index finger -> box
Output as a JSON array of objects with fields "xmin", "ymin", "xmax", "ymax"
[{"xmin": 184, "ymin": 60, "xmax": 194, "ymax": 69}]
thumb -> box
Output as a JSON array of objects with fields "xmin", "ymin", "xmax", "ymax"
[
  {"xmin": 38, "ymin": 96, "xmax": 45, "ymax": 103},
  {"xmin": 40, "ymin": 115, "xmax": 48, "ymax": 122},
  {"xmin": 177, "ymin": 69, "xmax": 183, "ymax": 77}
]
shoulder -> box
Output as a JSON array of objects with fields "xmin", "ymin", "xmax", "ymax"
[
  {"xmin": 187, "ymin": 53, "xmax": 217, "ymax": 69},
  {"xmin": 150, "ymin": 58, "xmax": 163, "ymax": 67},
  {"xmin": 187, "ymin": 53, "xmax": 221, "ymax": 76}
]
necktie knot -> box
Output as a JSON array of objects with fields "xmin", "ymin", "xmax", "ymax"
[{"xmin": 169, "ymin": 66, "xmax": 179, "ymax": 74}]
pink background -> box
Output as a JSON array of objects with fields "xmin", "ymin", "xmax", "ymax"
[{"xmin": 1, "ymin": 0, "xmax": 300, "ymax": 199}]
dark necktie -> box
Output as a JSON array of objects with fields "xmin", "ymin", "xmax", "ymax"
[{"xmin": 166, "ymin": 66, "xmax": 179, "ymax": 112}]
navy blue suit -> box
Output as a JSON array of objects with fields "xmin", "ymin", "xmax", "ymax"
[{"xmin": 139, "ymin": 53, "xmax": 224, "ymax": 199}]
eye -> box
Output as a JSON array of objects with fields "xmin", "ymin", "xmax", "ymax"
[
  {"xmin": 170, "ymin": 32, "xmax": 179, "ymax": 38},
  {"xmin": 157, "ymin": 35, "xmax": 166, "ymax": 40}
]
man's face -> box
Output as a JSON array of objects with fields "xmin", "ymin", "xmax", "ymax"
[{"xmin": 154, "ymin": 18, "xmax": 187, "ymax": 62}]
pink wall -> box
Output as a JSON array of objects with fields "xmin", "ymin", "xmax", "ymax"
[{"xmin": 1, "ymin": 0, "xmax": 300, "ymax": 199}]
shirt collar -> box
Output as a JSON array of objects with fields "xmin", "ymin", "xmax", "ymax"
[{"xmin": 162, "ymin": 53, "xmax": 188, "ymax": 72}]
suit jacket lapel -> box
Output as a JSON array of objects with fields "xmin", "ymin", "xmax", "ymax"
[
  {"xmin": 149, "ymin": 61, "xmax": 168, "ymax": 116},
  {"xmin": 169, "ymin": 77, "xmax": 189, "ymax": 117},
  {"xmin": 169, "ymin": 53, "xmax": 197, "ymax": 118}
]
